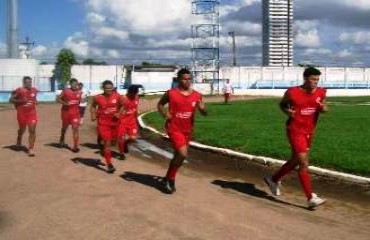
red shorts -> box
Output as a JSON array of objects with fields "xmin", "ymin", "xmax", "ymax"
[
  {"xmin": 97, "ymin": 125, "xmax": 118, "ymax": 141},
  {"xmin": 117, "ymin": 123, "xmax": 138, "ymax": 138},
  {"xmin": 287, "ymin": 130, "xmax": 313, "ymax": 154},
  {"xmin": 167, "ymin": 131, "xmax": 190, "ymax": 150},
  {"xmin": 61, "ymin": 110, "xmax": 80, "ymax": 128},
  {"xmin": 17, "ymin": 110, "xmax": 37, "ymax": 127},
  {"xmin": 224, "ymin": 93, "xmax": 231, "ymax": 99}
]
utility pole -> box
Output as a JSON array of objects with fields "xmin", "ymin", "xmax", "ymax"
[
  {"xmin": 20, "ymin": 36, "xmax": 35, "ymax": 59},
  {"xmin": 228, "ymin": 31, "xmax": 236, "ymax": 66}
]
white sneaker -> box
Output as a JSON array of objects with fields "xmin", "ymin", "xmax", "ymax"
[
  {"xmin": 308, "ymin": 193, "xmax": 326, "ymax": 209},
  {"xmin": 28, "ymin": 149, "xmax": 35, "ymax": 157},
  {"xmin": 264, "ymin": 176, "xmax": 281, "ymax": 196}
]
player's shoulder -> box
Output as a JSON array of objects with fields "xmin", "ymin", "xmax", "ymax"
[{"xmin": 316, "ymin": 87, "xmax": 326, "ymax": 94}]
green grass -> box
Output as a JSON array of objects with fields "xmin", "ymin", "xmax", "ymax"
[{"xmin": 143, "ymin": 96, "xmax": 370, "ymax": 177}]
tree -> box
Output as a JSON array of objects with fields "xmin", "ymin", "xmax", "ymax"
[
  {"xmin": 82, "ymin": 58, "xmax": 107, "ymax": 65},
  {"xmin": 53, "ymin": 48, "xmax": 77, "ymax": 86}
]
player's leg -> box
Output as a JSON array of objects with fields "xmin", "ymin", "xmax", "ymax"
[
  {"xmin": 297, "ymin": 135, "xmax": 326, "ymax": 209},
  {"xmin": 17, "ymin": 125, "xmax": 26, "ymax": 147},
  {"xmin": 124, "ymin": 127, "xmax": 138, "ymax": 154},
  {"xmin": 71, "ymin": 125, "xmax": 80, "ymax": 152},
  {"xmin": 16, "ymin": 111, "xmax": 27, "ymax": 147},
  {"xmin": 163, "ymin": 132, "xmax": 188, "ymax": 194},
  {"xmin": 116, "ymin": 123, "xmax": 126, "ymax": 160},
  {"xmin": 27, "ymin": 123, "xmax": 36, "ymax": 156},
  {"xmin": 99, "ymin": 125, "xmax": 116, "ymax": 173}
]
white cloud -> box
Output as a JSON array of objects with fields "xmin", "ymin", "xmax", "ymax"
[
  {"xmin": 339, "ymin": 31, "xmax": 370, "ymax": 44},
  {"xmin": 303, "ymin": 48, "xmax": 332, "ymax": 56},
  {"xmin": 344, "ymin": 0, "xmax": 370, "ymax": 10},
  {"xmin": 295, "ymin": 29, "xmax": 321, "ymax": 48},
  {"xmin": 86, "ymin": 12, "xmax": 106, "ymax": 25},
  {"xmin": 64, "ymin": 33, "xmax": 90, "ymax": 57},
  {"xmin": 31, "ymin": 45, "xmax": 48, "ymax": 56},
  {"xmin": 337, "ymin": 49, "xmax": 352, "ymax": 58},
  {"xmin": 223, "ymin": 21, "xmax": 261, "ymax": 35}
]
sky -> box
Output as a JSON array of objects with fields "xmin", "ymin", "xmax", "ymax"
[{"xmin": 0, "ymin": 0, "xmax": 370, "ymax": 67}]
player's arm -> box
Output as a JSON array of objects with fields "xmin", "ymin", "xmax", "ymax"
[
  {"xmin": 279, "ymin": 91, "xmax": 295, "ymax": 117},
  {"xmin": 56, "ymin": 91, "xmax": 68, "ymax": 106},
  {"xmin": 197, "ymin": 98, "xmax": 207, "ymax": 116},
  {"xmin": 157, "ymin": 92, "xmax": 171, "ymax": 120},
  {"xmin": 90, "ymin": 98, "xmax": 98, "ymax": 121},
  {"xmin": 317, "ymin": 93, "xmax": 328, "ymax": 113},
  {"xmin": 9, "ymin": 90, "xmax": 23, "ymax": 104}
]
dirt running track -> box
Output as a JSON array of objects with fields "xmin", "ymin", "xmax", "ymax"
[{"xmin": 0, "ymin": 100, "xmax": 369, "ymax": 240}]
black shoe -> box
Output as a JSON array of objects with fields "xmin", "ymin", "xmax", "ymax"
[
  {"xmin": 59, "ymin": 142, "xmax": 67, "ymax": 148},
  {"xmin": 71, "ymin": 147, "xmax": 80, "ymax": 153},
  {"xmin": 107, "ymin": 164, "xmax": 116, "ymax": 174},
  {"xmin": 118, "ymin": 153, "xmax": 126, "ymax": 160},
  {"xmin": 162, "ymin": 178, "xmax": 176, "ymax": 194}
]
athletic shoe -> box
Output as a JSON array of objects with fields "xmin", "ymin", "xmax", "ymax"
[
  {"xmin": 264, "ymin": 176, "xmax": 281, "ymax": 196},
  {"xmin": 118, "ymin": 153, "xmax": 126, "ymax": 160},
  {"xmin": 71, "ymin": 147, "xmax": 80, "ymax": 153},
  {"xmin": 107, "ymin": 164, "xmax": 116, "ymax": 174},
  {"xmin": 308, "ymin": 193, "xmax": 326, "ymax": 209},
  {"xmin": 27, "ymin": 149, "xmax": 35, "ymax": 157},
  {"xmin": 162, "ymin": 178, "xmax": 176, "ymax": 194}
]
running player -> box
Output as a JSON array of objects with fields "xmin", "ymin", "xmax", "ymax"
[
  {"xmin": 9, "ymin": 76, "xmax": 38, "ymax": 157},
  {"xmin": 90, "ymin": 80, "xmax": 121, "ymax": 173},
  {"xmin": 117, "ymin": 85, "xmax": 140, "ymax": 160},
  {"xmin": 157, "ymin": 68, "xmax": 207, "ymax": 194},
  {"xmin": 222, "ymin": 79, "xmax": 234, "ymax": 104},
  {"xmin": 78, "ymin": 82, "xmax": 90, "ymax": 125},
  {"xmin": 264, "ymin": 67, "xmax": 328, "ymax": 209},
  {"xmin": 57, "ymin": 78, "xmax": 81, "ymax": 152}
]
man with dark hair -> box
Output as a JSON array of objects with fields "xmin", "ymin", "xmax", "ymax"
[
  {"xmin": 90, "ymin": 80, "xmax": 122, "ymax": 173},
  {"xmin": 158, "ymin": 68, "xmax": 207, "ymax": 194},
  {"xmin": 264, "ymin": 67, "xmax": 328, "ymax": 209},
  {"xmin": 57, "ymin": 78, "xmax": 81, "ymax": 152},
  {"xmin": 9, "ymin": 76, "xmax": 38, "ymax": 156},
  {"xmin": 117, "ymin": 85, "xmax": 140, "ymax": 160}
]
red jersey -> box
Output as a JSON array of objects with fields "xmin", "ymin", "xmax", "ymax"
[
  {"xmin": 13, "ymin": 87, "xmax": 38, "ymax": 112},
  {"xmin": 120, "ymin": 95, "xmax": 139, "ymax": 126},
  {"xmin": 60, "ymin": 88, "xmax": 81, "ymax": 114},
  {"xmin": 94, "ymin": 92, "xmax": 121, "ymax": 126},
  {"xmin": 286, "ymin": 86, "xmax": 326, "ymax": 134},
  {"xmin": 166, "ymin": 88, "xmax": 202, "ymax": 134}
]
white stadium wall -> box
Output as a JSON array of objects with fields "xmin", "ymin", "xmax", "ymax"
[{"xmin": 1, "ymin": 60, "xmax": 370, "ymax": 102}]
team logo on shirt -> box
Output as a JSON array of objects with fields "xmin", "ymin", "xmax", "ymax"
[
  {"xmin": 30, "ymin": 93, "xmax": 35, "ymax": 97},
  {"xmin": 112, "ymin": 99, "xmax": 117, "ymax": 104},
  {"xmin": 300, "ymin": 108, "xmax": 316, "ymax": 115},
  {"xmin": 192, "ymin": 102, "xmax": 196, "ymax": 107}
]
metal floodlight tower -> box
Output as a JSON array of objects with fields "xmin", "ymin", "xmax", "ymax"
[
  {"xmin": 191, "ymin": 0, "xmax": 220, "ymax": 93},
  {"xmin": 6, "ymin": 0, "xmax": 19, "ymax": 58}
]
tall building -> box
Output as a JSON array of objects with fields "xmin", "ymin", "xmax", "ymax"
[{"xmin": 262, "ymin": 0, "xmax": 293, "ymax": 66}]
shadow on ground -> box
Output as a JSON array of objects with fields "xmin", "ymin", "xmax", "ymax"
[
  {"xmin": 120, "ymin": 171, "xmax": 165, "ymax": 193},
  {"xmin": 212, "ymin": 179, "xmax": 307, "ymax": 210},
  {"xmin": 71, "ymin": 157, "xmax": 107, "ymax": 172},
  {"xmin": 3, "ymin": 145, "xmax": 28, "ymax": 152}
]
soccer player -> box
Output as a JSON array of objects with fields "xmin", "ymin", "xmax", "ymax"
[
  {"xmin": 9, "ymin": 76, "xmax": 38, "ymax": 157},
  {"xmin": 117, "ymin": 85, "xmax": 140, "ymax": 160},
  {"xmin": 264, "ymin": 67, "xmax": 328, "ymax": 209},
  {"xmin": 90, "ymin": 80, "xmax": 121, "ymax": 173},
  {"xmin": 158, "ymin": 68, "xmax": 207, "ymax": 194},
  {"xmin": 57, "ymin": 78, "xmax": 82, "ymax": 152},
  {"xmin": 222, "ymin": 79, "xmax": 234, "ymax": 104}
]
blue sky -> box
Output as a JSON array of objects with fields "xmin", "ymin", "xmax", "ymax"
[{"xmin": 1, "ymin": 0, "xmax": 370, "ymax": 67}]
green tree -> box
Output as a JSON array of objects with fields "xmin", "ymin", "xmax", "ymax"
[
  {"xmin": 53, "ymin": 48, "xmax": 77, "ymax": 86},
  {"xmin": 82, "ymin": 58, "xmax": 107, "ymax": 65}
]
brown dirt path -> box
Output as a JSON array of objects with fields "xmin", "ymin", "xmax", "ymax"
[{"xmin": 0, "ymin": 100, "xmax": 369, "ymax": 240}]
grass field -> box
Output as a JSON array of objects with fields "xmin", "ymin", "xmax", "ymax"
[{"xmin": 143, "ymin": 96, "xmax": 370, "ymax": 177}]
